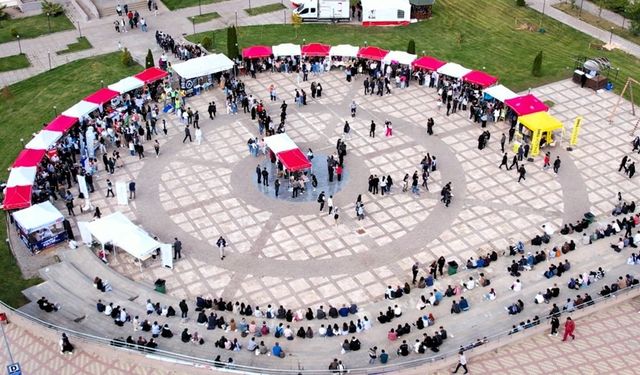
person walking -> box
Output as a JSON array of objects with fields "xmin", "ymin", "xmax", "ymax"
[
  {"xmin": 553, "ymin": 156, "xmax": 561, "ymax": 174},
  {"xmin": 385, "ymin": 121, "xmax": 393, "ymax": 137},
  {"xmin": 328, "ymin": 195, "xmax": 334, "ymax": 214},
  {"xmin": 452, "ymin": 350, "xmax": 468, "ymax": 374},
  {"xmin": 153, "ymin": 140, "xmax": 160, "ymax": 157},
  {"xmin": 179, "ymin": 299, "xmax": 188, "ymax": 319},
  {"xmin": 173, "ymin": 237, "xmax": 182, "ymax": 260},
  {"xmin": 350, "ymin": 100, "xmax": 357, "ymax": 118},
  {"xmin": 369, "ymin": 121, "xmax": 376, "ymax": 138},
  {"xmin": 343, "ymin": 121, "xmax": 351, "ymax": 139},
  {"xmin": 106, "ymin": 179, "xmax": 115, "ymax": 197},
  {"xmin": 183, "ymin": 125, "xmax": 192, "ymax": 143},
  {"xmin": 318, "ymin": 191, "xmax": 326, "ymax": 211},
  {"xmin": 500, "ymin": 133, "xmax": 506, "ymax": 153},
  {"xmin": 543, "ymin": 152, "xmax": 551, "ymax": 170},
  {"xmin": 256, "ymin": 165, "xmax": 262, "ymax": 184},
  {"xmin": 208, "ymin": 101, "xmax": 216, "ymax": 119},
  {"xmin": 128, "ymin": 180, "xmax": 136, "ymax": 199},
  {"xmin": 368, "ymin": 346, "xmax": 378, "ymax": 365},
  {"xmin": 549, "ymin": 315, "xmax": 560, "ymax": 337},
  {"xmin": 499, "ymin": 153, "xmax": 508, "ymax": 169},
  {"xmin": 412, "ymin": 262, "xmax": 419, "ymax": 284},
  {"xmin": 517, "ymin": 165, "xmax": 527, "ymax": 183},
  {"xmin": 619, "ymin": 155, "xmax": 628, "ymax": 172},
  {"xmin": 508, "ymin": 154, "xmax": 519, "ymax": 171},
  {"xmin": 216, "ymin": 236, "xmax": 226, "ymax": 260},
  {"xmin": 562, "ymin": 317, "xmax": 576, "ymax": 341},
  {"xmin": 628, "ymin": 162, "xmax": 636, "ymax": 178},
  {"xmin": 274, "ymin": 178, "xmax": 280, "ymax": 197},
  {"xmin": 333, "ymin": 208, "xmax": 340, "ymax": 226}
]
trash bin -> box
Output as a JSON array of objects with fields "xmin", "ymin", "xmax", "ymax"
[
  {"xmin": 447, "ymin": 261, "xmax": 459, "ymax": 276},
  {"xmin": 154, "ymin": 279, "xmax": 166, "ymax": 294}
]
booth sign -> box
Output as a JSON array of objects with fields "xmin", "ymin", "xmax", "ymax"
[
  {"xmin": 570, "ymin": 116, "xmax": 583, "ymax": 146},
  {"xmin": 530, "ymin": 130, "xmax": 542, "ymax": 157}
]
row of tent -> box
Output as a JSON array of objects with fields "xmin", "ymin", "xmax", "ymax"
[{"xmin": 3, "ymin": 67, "xmax": 169, "ymax": 211}]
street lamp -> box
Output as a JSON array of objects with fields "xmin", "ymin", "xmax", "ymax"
[
  {"xmin": 47, "ymin": 12, "xmax": 51, "ymax": 33},
  {"xmin": 53, "ymin": 106, "xmax": 57, "ymax": 116},
  {"xmin": 609, "ymin": 27, "xmax": 614, "ymax": 44},
  {"xmin": 191, "ymin": 17, "xmax": 195, "ymax": 34},
  {"xmin": 78, "ymin": 21, "xmax": 82, "ymax": 38},
  {"xmin": 249, "ymin": 0, "xmax": 252, "ymax": 11},
  {"xmin": 579, "ymin": 0, "xmax": 584, "ymax": 17},
  {"xmin": 47, "ymin": 50, "xmax": 51, "ymax": 70},
  {"xmin": 16, "ymin": 34, "xmax": 21, "ymax": 54},
  {"xmin": 100, "ymin": 80, "xmax": 104, "ymax": 88},
  {"xmin": 199, "ymin": 0, "xmax": 202, "ymax": 16}
]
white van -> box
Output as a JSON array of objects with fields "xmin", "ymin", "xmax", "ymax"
[{"xmin": 292, "ymin": 0, "xmax": 351, "ymax": 22}]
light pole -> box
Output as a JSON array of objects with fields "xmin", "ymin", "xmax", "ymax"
[
  {"xmin": 47, "ymin": 51, "xmax": 51, "ymax": 70},
  {"xmin": 53, "ymin": 106, "xmax": 57, "ymax": 117},
  {"xmin": 540, "ymin": 0, "xmax": 546, "ymax": 31},
  {"xmin": 47, "ymin": 12, "xmax": 51, "ymax": 33},
  {"xmin": 249, "ymin": 0, "xmax": 251, "ymax": 11},
  {"xmin": 609, "ymin": 27, "xmax": 614, "ymax": 45},
  {"xmin": 579, "ymin": 0, "xmax": 584, "ymax": 17},
  {"xmin": 78, "ymin": 21, "xmax": 82, "ymax": 37},
  {"xmin": 199, "ymin": 0, "xmax": 202, "ymax": 15},
  {"xmin": 16, "ymin": 34, "xmax": 21, "ymax": 54},
  {"xmin": 191, "ymin": 17, "xmax": 195, "ymax": 34},
  {"xmin": 100, "ymin": 80, "xmax": 104, "ymax": 88}
]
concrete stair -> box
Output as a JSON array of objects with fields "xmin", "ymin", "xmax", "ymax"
[{"xmin": 94, "ymin": 0, "xmax": 148, "ymax": 18}]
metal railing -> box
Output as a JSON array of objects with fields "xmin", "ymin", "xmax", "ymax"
[{"xmin": 2, "ymin": 282, "xmax": 639, "ymax": 374}]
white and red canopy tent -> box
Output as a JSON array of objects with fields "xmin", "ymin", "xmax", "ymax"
[
  {"xmin": 382, "ymin": 50, "xmax": 417, "ymax": 66},
  {"xmin": 108, "ymin": 76, "xmax": 145, "ymax": 94},
  {"xmin": 483, "ymin": 84, "xmax": 518, "ymax": 102},
  {"xmin": 437, "ymin": 62, "xmax": 471, "ymax": 79},
  {"xmin": 7, "ymin": 167, "xmax": 37, "ymax": 188},
  {"xmin": 3, "ymin": 186, "xmax": 33, "ymax": 210},
  {"xmin": 264, "ymin": 133, "xmax": 312, "ymax": 172},
  {"xmin": 13, "ymin": 149, "xmax": 46, "ymax": 168},
  {"xmin": 272, "ymin": 43, "xmax": 302, "ymax": 58},
  {"xmin": 62, "ymin": 100, "xmax": 99, "ymax": 119},
  {"xmin": 172, "ymin": 53, "xmax": 234, "ymax": 79},
  {"xmin": 25, "ymin": 130, "xmax": 63, "ymax": 150},
  {"xmin": 87, "ymin": 211, "xmax": 162, "ymax": 261},
  {"xmin": 329, "ymin": 44, "xmax": 359, "ymax": 58},
  {"xmin": 84, "ymin": 88, "xmax": 120, "ymax": 105}
]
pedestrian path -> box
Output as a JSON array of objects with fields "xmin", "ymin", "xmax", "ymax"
[{"xmin": 528, "ymin": 0, "xmax": 640, "ymax": 58}]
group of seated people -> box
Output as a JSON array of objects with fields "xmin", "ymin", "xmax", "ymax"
[
  {"xmin": 181, "ymin": 328, "xmax": 205, "ymax": 345},
  {"xmin": 145, "ymin": 299, "xmax": 177, "ymax": 317},
  {"xmin": 195, "ymin": 296, "xmax": 358, "ymax": 322},
  {"xmin": 599, "ymin": 274, "xmax": 639, "ymax": 297},
  {"xmin": 628, "ymin": 253, "xmax": 640, "ymax": 265},
  {"xmin": 385, "ymin": 284, "xmax": 412, "ymax": 299},
  {"xmin": 340, "ymin": 336, "xmax": 362, "ymax": 353},
  {"xmin": 316, "ymin": 317, "xmax": 374, "ymax": 338},
  {"xmin": 93, "ymin": 277, "xmax": 112, "ymax": 293},
  {"xmin": 36, "ymin": 297, "xmax": 59, "ymax": 313},
  {"xmin": 505, "ymin": 299, "xmax": 525, "ymax": 315},
  {"xmin": 110, "ymin": 335, "xmax": 158, "ymax": 352},
  {"xmin": 450, "ymin": 297, "xmax": 470, "ymax": 314},
  {"xmin": 533, "ymin": 283, "xmax": 561, "ymax": 304},
  {"xmin": 508, "ymin": 315, "xmax": 541, "ymax": 335},
  {"xmin": 543, "ymin": 260, "xmax": 572, "ymax": 279},
  {"xmin": 464, "ymin": 251, "xmax": 499, "ymax": 269},
  {"xmin": 96, "ymin": 300, "xmax": 132, "ymax": 326},
  {"xmin": 559, "ymin": 217, "xmax": 592, "ymax": 235},
  {"xmin": 377, "ymin": 305, "xmax": 402, "ymax": 324},
  {"xmin": 611, "ymin": 200, "xmax": 636, "ymax": 216},
  {"xmin": 399, "ymin": 327, "xmax": 448, "ymax": 356},
  {"xmin": 567, "ymin": 267, "xmax": 606, "ymax": 290}
]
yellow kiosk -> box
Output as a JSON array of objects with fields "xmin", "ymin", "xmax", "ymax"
[{"xmin": 517, "ymin": 112, "xmax": 564, "ymax": 157}]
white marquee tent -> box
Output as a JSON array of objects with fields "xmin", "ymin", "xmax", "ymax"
[
  {"xmin": 87, "ymin": 212, "xmax": 161, "ymax": 261},
  {"xmin": 25, "ymin": 130, "xmax": 63, "ymax": 150},
  {"xmin": 382, "ymin": 51, "xmax": 417, "ymax": 66},
  {"xmin": 12, "ymin": 201, "xmax": 64, "ymax": 234},
  {"xmin": 437, "ymin": 62, "xmax": 471, "ymax": 79},
  {"xmin": 483, "ymin": 84, "xmax": 518, "ymax": 102},
  {"xmin": 108, "ymin": 76, "xmax": 145, "ymax": 94},
  {"xmin": 172, "ymin": 53, "xmax": 235, "ymax": 80},
  {"xmin": 264, "ymin": 133, "xmax": 297, "ymax": 154},
  {"xmin": 272, "ymin": 43, "xmax": 302, "ymax": 58},
  {"xmin": 62, "ymin": 100, "xmax": 99, "ymax": 118},
  {"xmin": 7, "ymin": 167, "xmax": 37, "ymax": 187},
  {"xmin": 329, "ymin": 44, "xmax": 359, "ymax": 58}
]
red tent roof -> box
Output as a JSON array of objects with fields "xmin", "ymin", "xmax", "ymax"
[
  {"xmin": 301, "ymin": 43, "xmax": 331, "ymax": 57},
  {"xmin": 3, "ymin": 185, "xmax": 32, "ymax": 210},
  {"xmin": 134, "ymin": 67, "xmax": 168, "ymax": 84},
  {"xmin": 357, "ymin": 46, "xmax": 389, "ymax": 61},
  {"xmin": 84, "ymin": 88, "xmax": 119, "ymax": 105},
  {"xmin": 44, "ymin": 115, "xmax": 78, "ymax": 133},
  {"xmin": 412, "ymin": 56, "xmax": 446, "ymax": 71},
  {"xmin": 242, "ymin": 45, "xmax": 273, "ymax": 59},
  {"xmin": 504, "ymin": 94, "xmax": 549, "ymax": 116},
  {"xmin": 13, "ymin": 149, "xmax": 46, "ymax": 168},
  {"xmin": 463, "ymin": 70, "xmax": 498, "ymax": 88},
  {"xmin": 278, "ymin": 148, "xmax": 312, "ymax": 172}
]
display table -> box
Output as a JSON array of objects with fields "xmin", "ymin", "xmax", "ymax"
[{"xmin": 572, "ymin": 70, "xmax": 608, "ymax": 91}]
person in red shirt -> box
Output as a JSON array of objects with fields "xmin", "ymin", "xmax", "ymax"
[{"xmin": 562, "ymin": 317, "xmax": 576, "ymax": 341}]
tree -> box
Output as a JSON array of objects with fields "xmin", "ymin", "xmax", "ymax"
[
  {"xmin": 201, "ymin": 35, "xmax": 213, "ymax": 51},
  {"xmin": 291, "ymin": 13, "xmax": 302, "ymax": 39},
  {"xmin": 532, "ymin": 50, "xmax": 543, "ymax": 77},
  {"xmin": 628, "ymin": 1, "xmax": 640, "ymax": 36},
  {"xmin": 145, "ymin": 49, "xmax": 154, "ymax": 68},
  {"xmin": 407, "ymin": 39, "xmax": 416, "ymax": 54},
  {"xmin": 41, "ymin": 0, "xmax": 64, "ymax": 16},
  {"xmin": 0, "ymin": 4, "xmax": 8, "ymax": 20},
  {"xmin": 226, "ymin": 26, "xmax": 239, "ymax": 59},
  {"xmin": 121, "ymin": 48, "xmax": 134, "ymax": 67},
  {"xmin": 516, "ymin": 0, "xmax": 526, "ymax": 6}
]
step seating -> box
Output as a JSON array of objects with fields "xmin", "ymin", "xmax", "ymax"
[{"xmin": 20, "ymin": 280, "xmax": 88, "ymax": 323}]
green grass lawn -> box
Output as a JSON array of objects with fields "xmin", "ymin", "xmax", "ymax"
[
  {"xmin": 56, "ymin": 36, "xmax": 93, "ymax": 55},
  {"xmin": 189, "ymin": 0, "xmax": 640, "ymax": 103},
  {"xmin": 0, "ymin": 13, "xmax": 74, "ymax": 44},
  {"xmin": 245, "ymin": 3, "xmax": 286, "ymax": 16},
  {"xmin": 192, "ymin": 11, "xmax": 221, "ymax": 24},
  {"xmin": 553, "ymin": 3, "xmax": 640, "ymax": 45},
  {"xmin": 161, "ymin": 0, "xmax": 228, "ymax": 10},
  {"xmin": 0, "ymin": 53, "xmax": 30, "ymax": 72},
  {"xmin": 0, "ymin": 52, "xmax": 141, "ymax": 307}
]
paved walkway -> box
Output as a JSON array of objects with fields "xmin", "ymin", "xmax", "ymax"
[
  {"xmin": 528, "ymin": 0, "xmax": 640, "ymax": 58},
  {"xmin": 576, "ymin": 0, "xmax": 631, "ymax": 29},
  {"xmin": 0, "ymin": 0, "xmax": 291, "ymax": 86}
]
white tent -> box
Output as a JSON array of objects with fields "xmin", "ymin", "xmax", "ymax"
[
  {"xmin": 437, "ymin": 63, "xmax": 471, "ymax": 79},
  {"xmin": 25, "ymin": 130, "xmax": 62, "ymax": 150},
  {"xmin": 272, "ymin": 43, "xmax": 302, "ymax": 58},
  {"xmin": 87, "ymin": 212, "xmax": 161, "ymax": 260},
  {"xmin": 172, "ymin": 53, "xmax": 235, "ymax": 80},
  {"xmin": 12, "ymin": 201, "xmax": 64, "ymax": 234},
  {"xmin": 62, "ymin": 100, "xmax": 99, "ymax": 118},
  {"xmin": 108, "ymin": 76, "xmax": 144, "ymax": 94},
  {"xmin": 483, "ymin": 84, "xmax": 518, "ymax": 102},
  {"xmin": 329, "ymin": 44, "xmax": 360, "ymax": 58},
  {"xmin": 7, "ymin": 167, "xmax": 37, "ymax": 187},
  {"xmin": 264, "ymin": 133, "xmax": 297, "ymax": 154},
  {"xmin": 382, "ymin": 50, "xmax": 417, "ymax": 66}
]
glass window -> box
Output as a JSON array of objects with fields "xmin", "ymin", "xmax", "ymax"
[{"xmin": 397, "ymin": 10, "xmax": 405, "ymax": 18}]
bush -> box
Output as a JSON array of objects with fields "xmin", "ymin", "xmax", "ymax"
[
  {"xmin": 10, "ymin": 28, "xmax": 18, "ymax": 38},
  {"xmin": 0, "ymin": 4, "xmax": 8, "ymax": 20},
  {"xmin": 145, "ymin": 49, "xmax": 154, "ymax": 68},
  {"xmin": 407, "ymin": 39, "xmax": 416, "ymax": 54},
  {"xmin": 41, "ymin": 1, "xmax": 64, "ymax": 16},
  {"xmin": 603, "ymin": 0, "xmax": 630, "ymax": 15},
  {"xmin": 201, "ymin": 36, "xmax": 213, "ymax": 51},
  {"xmin": 226, "ymin": 26, "xmax": 239, "ymax": 59},
  {"xmin": 121, "ymin": 48, "xmax": 134, "ymax": 67},
  {"xmin": 532, "ymin": 50, "xmax": 543, "ymax": 77},
  {"xmin": 1, "ymin": 86, "xmax": 12, "ymax": 99},
  {"xmin": 628, "ymin": 2, "xmax": 640, "ymax": 35},
  {"xmin": 516, "ymin": 0, "xmax": 526, "ymax": 6}
]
